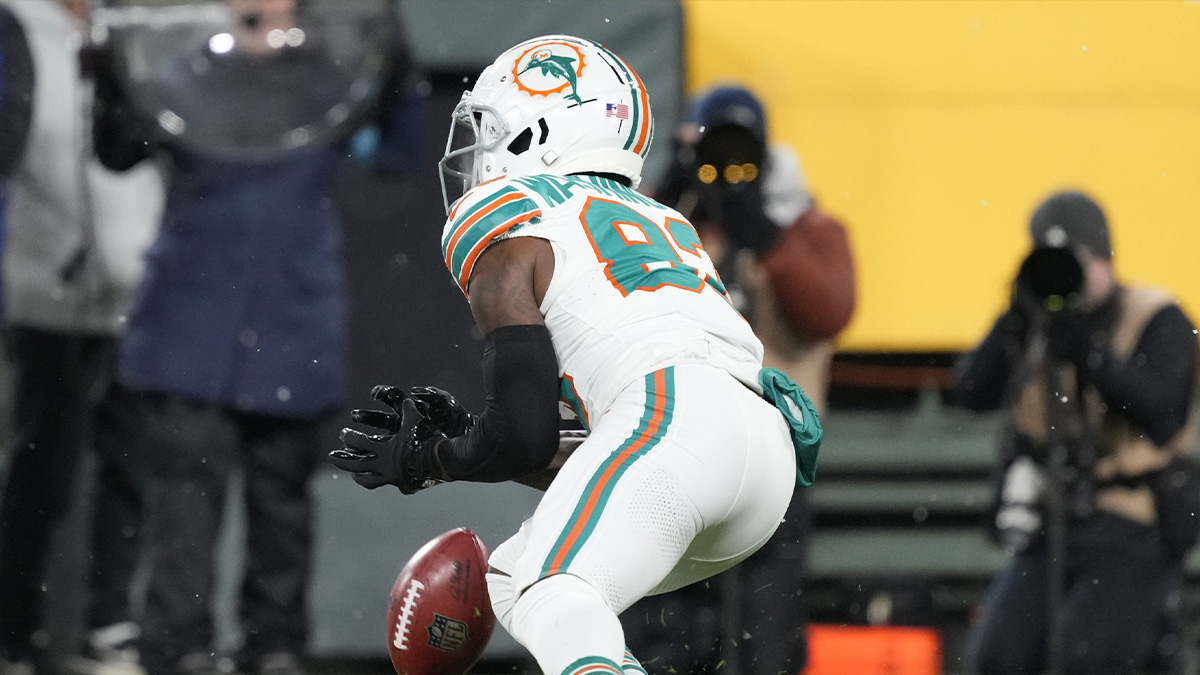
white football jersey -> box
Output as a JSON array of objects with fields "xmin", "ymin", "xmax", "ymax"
[{"xmin": 441, "ymin": 174, "xmax": 764, "ymax": 428}]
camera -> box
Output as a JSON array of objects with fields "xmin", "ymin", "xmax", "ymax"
[
  {"xmin": 692, "ymin": 121, "xmax": 765, "ymax": 187},
  {"xmin": 1013, "ymin": 246, "xmax": 1085, "ymax": 318}
]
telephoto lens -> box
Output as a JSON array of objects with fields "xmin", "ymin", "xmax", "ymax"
[
  {"xmin": 1014, "ymin": 246, "xmax": 1085, "ymax": 316},
  {"xmin": 693, "ymin": 122, "xmax": 765, "ymax": 186}
]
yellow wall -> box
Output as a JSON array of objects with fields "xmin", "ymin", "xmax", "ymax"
[{"xmin": 684, "ymin": 0, "xmax": 1200, "ymax": 351}]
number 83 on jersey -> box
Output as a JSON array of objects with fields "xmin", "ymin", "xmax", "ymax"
[{"xmin": 579, "ymin": 196, "xmax": 730, "ymax": 300}]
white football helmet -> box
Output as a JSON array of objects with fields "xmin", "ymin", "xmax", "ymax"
[{"xmin": 439, "ymin": 35, "xmax": 654, "ymax": 212}]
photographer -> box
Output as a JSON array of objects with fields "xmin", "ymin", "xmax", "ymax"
[
  {"xmin": 622, "ymin": 85, "xmax": 856, "ymax": 674},
  {"xmin": 955, "ymin": 190, "xmax": 1199, "ymax": 675},
  {"xmin": 655, "ymin": 85, "xmax": 856, "ymax": 413}
]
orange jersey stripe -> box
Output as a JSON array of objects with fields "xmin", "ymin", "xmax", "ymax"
[
  {"xmin": 455, "ymin": 208, "xmax": 543, "ymax": 291},
  {"xmin": 447, "ymin": 175, "xmax": 510, "ymax": 222},
  {"xmin": 443, "ymin": 191, "xmax": 528, "ymax": 269}
]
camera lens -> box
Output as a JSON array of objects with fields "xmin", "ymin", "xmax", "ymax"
[
  {"xmin": 1016, "ymin": 247, "xmax": 1085, "ymax": 314},
  {"xmin": 695, "ymin": 123, "xmax": 765, "ymax": 184}
]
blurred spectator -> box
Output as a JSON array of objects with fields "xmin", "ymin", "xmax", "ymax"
[
  {"xmin": 0, "ymin": 1, "xmax": 164, "ymax": 674},
  {"xmin": 622, "ymin": 84, "xmax": 857, "ymax": 674},
  {"xmin": 92, "ymin": 1, "xmax": 423, "ymax": 674},
  {"xmin": 955, "ymin": 190, "xmax": 1199, "ymax": 674}
]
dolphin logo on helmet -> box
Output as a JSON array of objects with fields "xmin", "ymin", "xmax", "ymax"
[{"xmin": 518, "ymin": 50, "xmax": 584, "ymax": 105}]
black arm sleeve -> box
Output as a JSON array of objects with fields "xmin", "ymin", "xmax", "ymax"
[
  {"xmin": 1087, "ymin": 306, "xmax": 1198, "ymax": 446},
  {"xmin": 953, "ymin": 311, "xmax": 1024, "ymax": 411},
  {"xmin": 436, "ymin": 324, "xmax": 561, "ymax": 483}
]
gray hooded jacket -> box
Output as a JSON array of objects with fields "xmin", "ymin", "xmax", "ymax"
[{"xmin": 1, "ymin": 0, "xmax": 162, "ymax": 335}]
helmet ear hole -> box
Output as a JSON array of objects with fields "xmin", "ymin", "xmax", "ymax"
[
  {"xmin": 507, "ymin": 127, "xmax": 533, "ymax": 155},
  {"xmin": 538, "ymin": 118, "xmax": 550, "ymax": 145}
]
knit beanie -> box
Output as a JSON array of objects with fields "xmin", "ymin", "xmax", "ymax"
[
  {"xmin": 1029, "ymin": 190, "xmax": 1112, "ymax": 259},
  {"xmin": 686, "ymin": 85, "xmax": 767, "ymax": 144}
]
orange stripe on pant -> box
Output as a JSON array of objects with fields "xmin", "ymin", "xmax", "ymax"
[
  {"xmin": 544, "ymin": 370, "xmax": 668, "ymax": 576},
  {"xmin": 569, "ymin": 664, "xmax": 622, "ymax": 675}
]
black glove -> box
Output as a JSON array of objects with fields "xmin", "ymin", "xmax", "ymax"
[
  {"xmin": 347, "ymin": 384, "xmax": 408, "ymax": 435},
  {"xmin": 409, "ymin": 385, "xmax": 474, "ymax": 438},
  {"xmin": 330, "ymin": 388, "xmax": 450, "ymax": 494},
  {"xmin": 350, "ymin": 384, "xmax": 474, "ymax": 439}
]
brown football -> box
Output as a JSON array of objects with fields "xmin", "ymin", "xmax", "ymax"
[{"xmin": 386, "ymin": 528, "xmax": 496, "ymax": 675}]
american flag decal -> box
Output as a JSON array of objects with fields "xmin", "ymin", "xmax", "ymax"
[{"xmin": 606, "ymin": 103, "xmax": 630, "ymax": 119}]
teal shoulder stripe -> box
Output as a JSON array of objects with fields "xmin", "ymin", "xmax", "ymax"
[
  {"xmin": 447, "ymin": 198, "xmax": 541, "ymax": 280},
  {"xmin": 540, "ymin": 367, "xmax": 675, "ymax": 578},
  {"xmin": 442, "ymin": 185, "xmax": 520, "ymax": 259}
]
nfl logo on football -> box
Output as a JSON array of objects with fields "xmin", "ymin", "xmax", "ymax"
[{"xmin": 426, "ymin": 613, "xmax": 469, "ymax": 653}]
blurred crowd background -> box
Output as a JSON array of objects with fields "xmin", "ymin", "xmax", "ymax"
[{"xmin": 0, "ymin": 1, "xmax": 1198, "ymax": 675}]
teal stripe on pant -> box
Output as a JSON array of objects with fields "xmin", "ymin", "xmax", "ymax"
[{"xmin": 540, "ymin": 367, "xmax": 676, "ymax": 578}]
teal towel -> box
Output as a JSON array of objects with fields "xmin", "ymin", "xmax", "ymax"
[{"xmin": 758, "ymin": 367, "xmax": 822, "ymax": 486}]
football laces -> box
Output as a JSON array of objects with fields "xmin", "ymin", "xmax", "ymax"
[{"xmin": 392, "ymin": 578, "xmax": 426, "ymax": 651}]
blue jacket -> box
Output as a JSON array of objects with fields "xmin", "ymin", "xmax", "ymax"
[
  {"xmin": 103, "ymin": 40, "xmax": 424, "ymax": 419},
  {"xmin": 118, "ymin": 146, "xmax": 349, "ymax": 419}
]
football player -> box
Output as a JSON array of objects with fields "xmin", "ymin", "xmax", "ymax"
[{"xmin": 331, "ymin": 35, "xmax": 821, "ymax": 675}]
